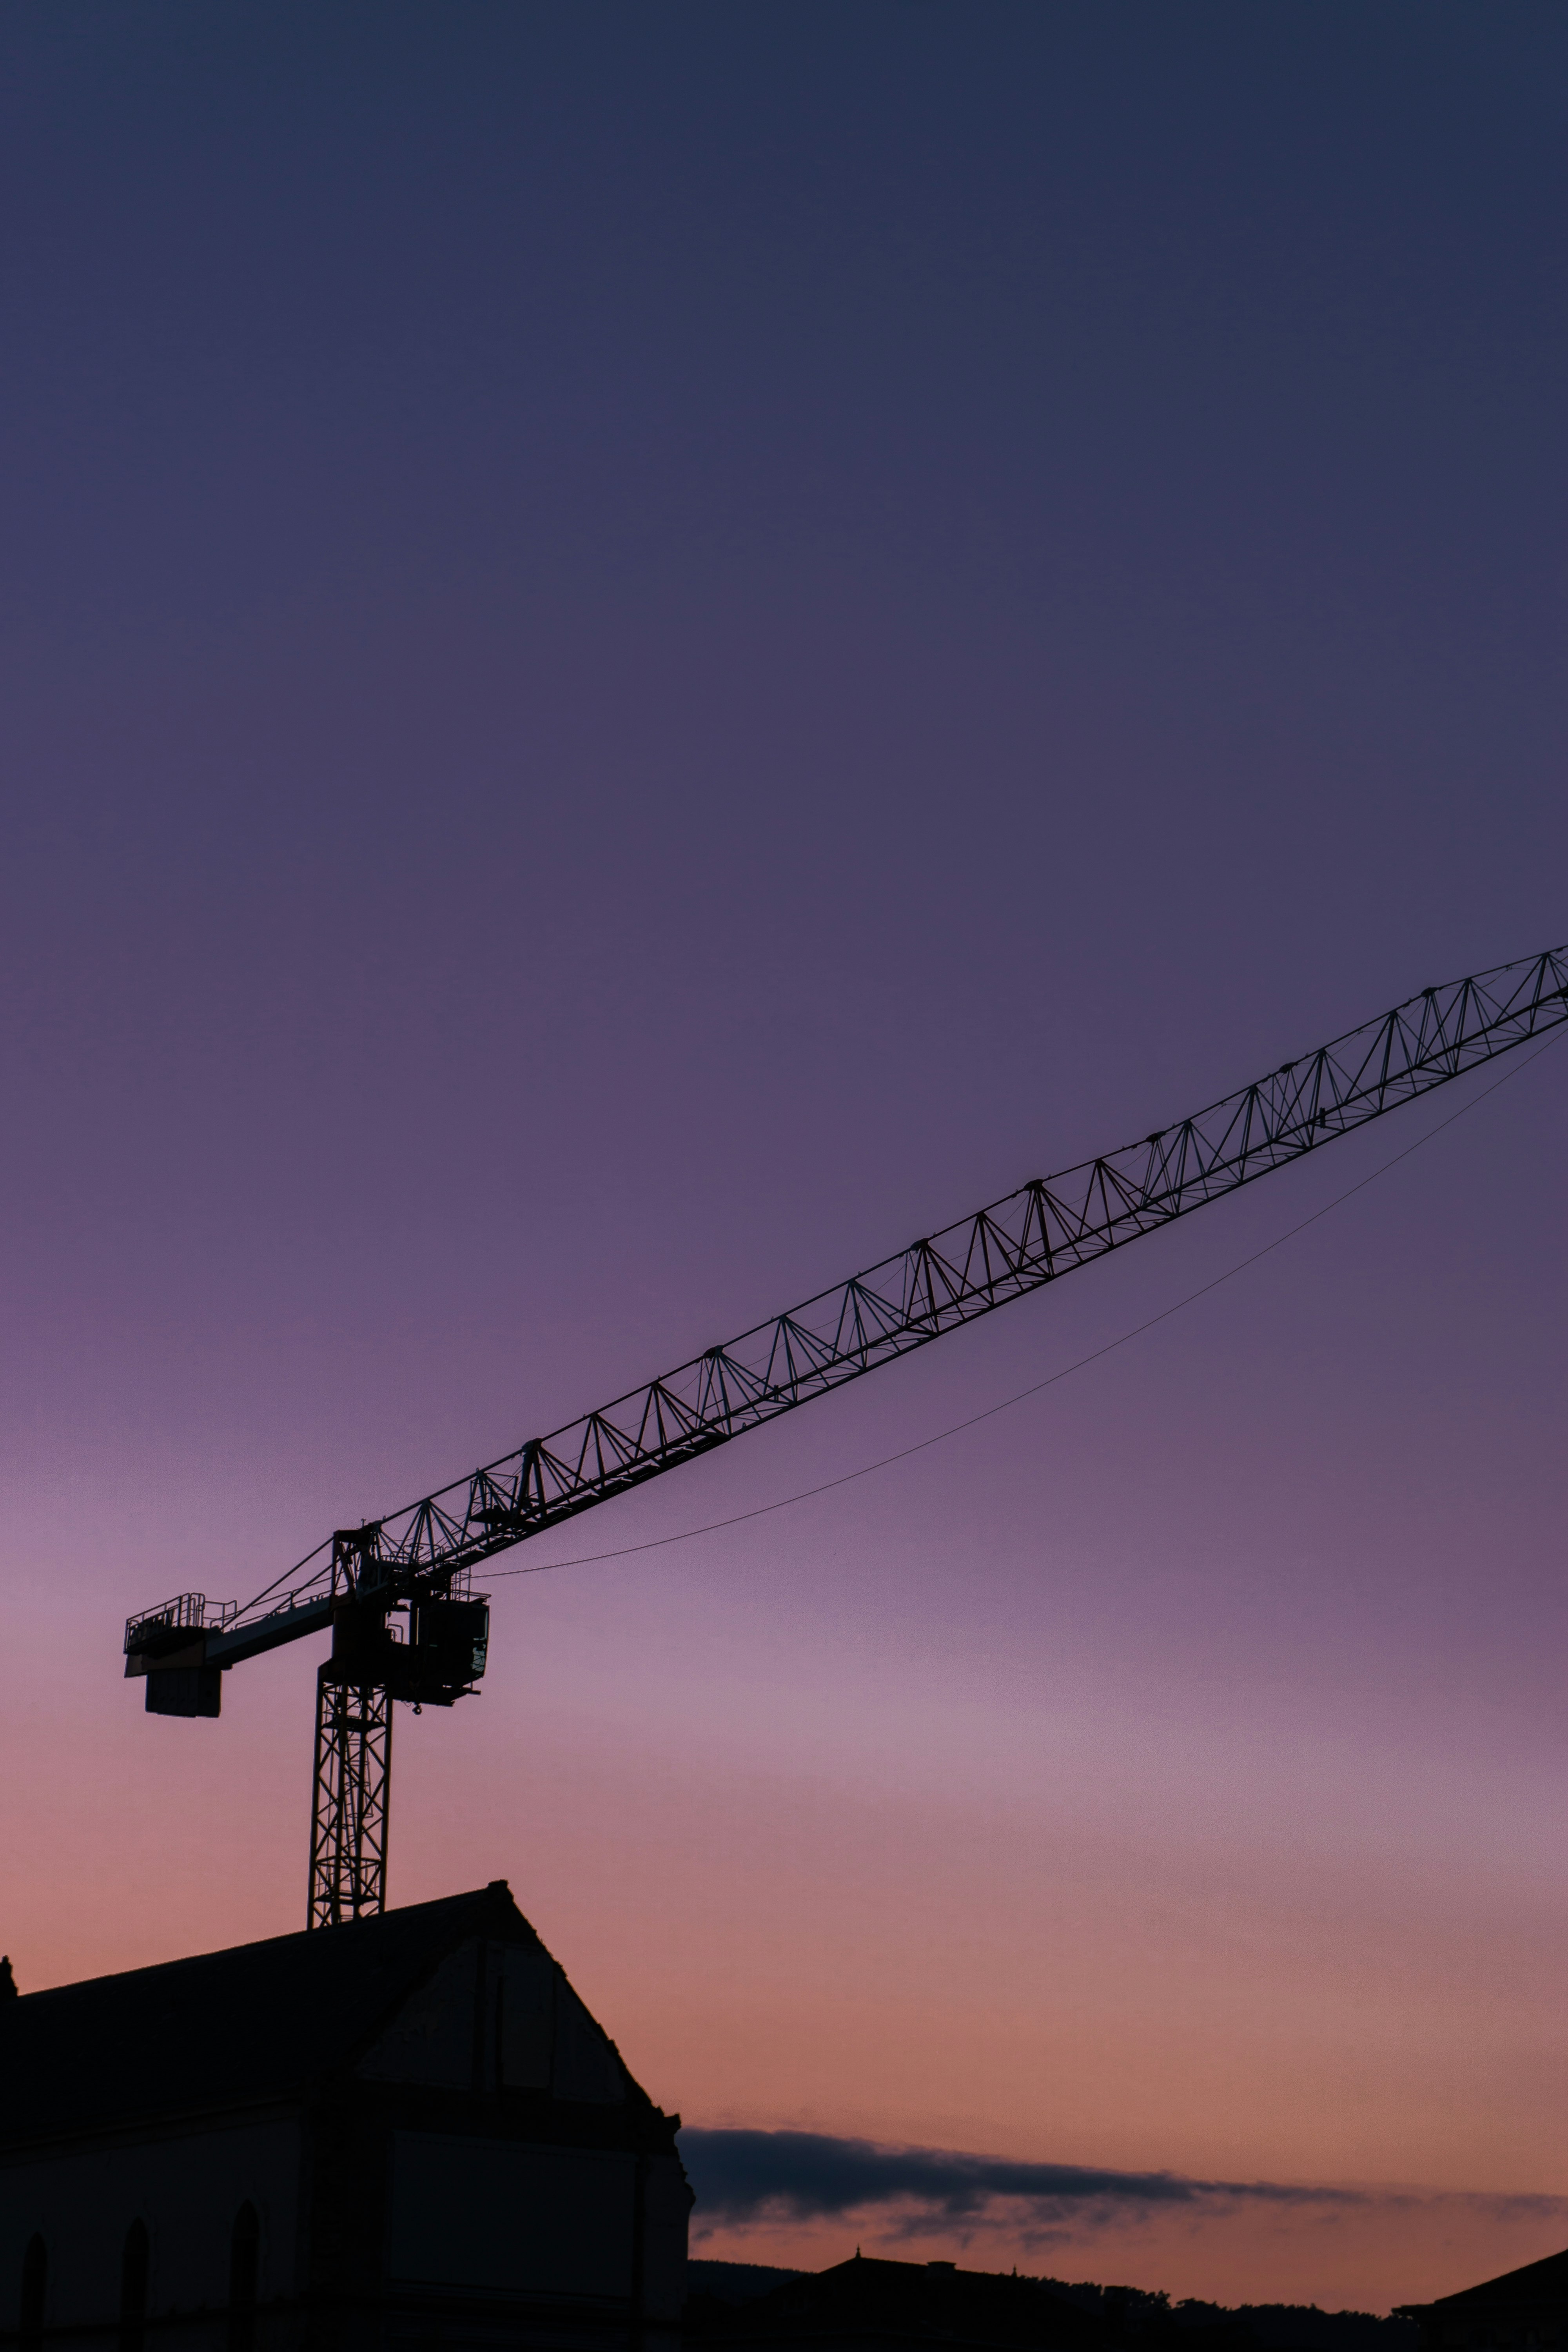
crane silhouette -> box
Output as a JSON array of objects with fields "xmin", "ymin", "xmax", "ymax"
[{"xmin": 123, "ymin": 947, "xmax": 1568, "ymax": 1927}]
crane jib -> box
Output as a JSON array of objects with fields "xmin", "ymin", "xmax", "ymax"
[{"xmin": 123, "ymin": 945, "xmax": 1568, "ymax": 1674}]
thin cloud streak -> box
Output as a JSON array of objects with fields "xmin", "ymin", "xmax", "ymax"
[{"xmin": 680, "ymin": 2129, "xmax": 1568, "ymax": 2237}]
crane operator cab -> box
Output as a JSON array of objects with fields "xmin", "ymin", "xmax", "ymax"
[
  {"xmin": 310, "ymin": 1589, "xmax": 491, "ymax": 1712},
  {"xmin": 388, "ymin": 1593, "xmax": 491, "ymax": 1707}
]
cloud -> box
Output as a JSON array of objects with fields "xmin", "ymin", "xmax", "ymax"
[
  {"xmin": 680, "ymin": 2131, "xmax": 1363, "ymax": 2229},
  {"xmin": 678, "ymin": 2130, "xmax": 1568, "ymax": 2243}
]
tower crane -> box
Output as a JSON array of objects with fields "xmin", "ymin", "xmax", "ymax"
[{"xmin": 123, "ymin": 948, "xmax": 1568, "ymax": 1928}]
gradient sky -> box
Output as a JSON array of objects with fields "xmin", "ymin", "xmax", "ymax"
[{"xmin": 3, "ymin": 2, "xmax": 1566, "ymax": 2315}]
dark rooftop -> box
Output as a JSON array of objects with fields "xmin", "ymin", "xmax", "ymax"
[
  {"xmin": 0, "ymin": 1880, "xmax": 634, "ymax": 2148},
  {"xmin": 1396, "ymin": 2248, "xmax": 1568, "ymax": 2321}
]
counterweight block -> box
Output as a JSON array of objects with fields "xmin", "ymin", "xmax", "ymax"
[{"xmin": 145, "ymin": 1665, "xmax": 222, "ymax": 1717}]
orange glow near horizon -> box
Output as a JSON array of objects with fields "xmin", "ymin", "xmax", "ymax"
[{"xmin": 11, "ymin": 1563, "xmax": 1566, "ymax": 2315}]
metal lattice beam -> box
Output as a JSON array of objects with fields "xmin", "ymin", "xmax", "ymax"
[
  {"xmin": 178, "ymin": 943, "xmax": 1564, "ymax": 1649},
  {"xmin": 307, "ymin": 1668, "xmax": 392, "ymax": 1928}
]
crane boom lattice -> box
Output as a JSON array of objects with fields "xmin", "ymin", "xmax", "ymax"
[{"xmin": 121, "ymin": 944, "xmax": 1568, "ymax": 1926}]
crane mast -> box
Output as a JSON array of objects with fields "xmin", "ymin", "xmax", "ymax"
[{"xmin": 122, "ymin": 947, "xmax": 1568, "ymax": 1927}]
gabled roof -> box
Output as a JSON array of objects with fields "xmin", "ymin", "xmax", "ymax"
[
  {"xmin": 0, "ymin": 1880, "xmax": 646, "ymax": 2149},
  {"xmin": 1397, "ymin": 2247, "xmax": 1568, "ymax": 2320}
]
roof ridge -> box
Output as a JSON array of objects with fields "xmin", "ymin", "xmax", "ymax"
[
  {"xmin": 0, "ymin": 1882, "xmax": 674, "ymax": 2155},
  {"xmin": 11, "ymin": 1883, "xmax": 519, "ymax": 2005}
]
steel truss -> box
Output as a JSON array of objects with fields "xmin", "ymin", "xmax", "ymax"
[
  {"xmin": 308, "ymin": 1666, "xmax": 392, "ymax": 1928},
  {"xmin": 224, "ymin": 945, "xmax": 1568, "ymax": 1621},
  {"xmin": 122, "ymin": 944, "xmax": 1568, "ymax": 1926}
]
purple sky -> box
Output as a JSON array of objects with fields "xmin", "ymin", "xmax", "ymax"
[{"xmin": 3, "ymin": 2, "xmax": 1566, "ymax": 2310}]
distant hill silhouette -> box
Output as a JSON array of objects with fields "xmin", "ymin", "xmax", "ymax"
[{"xmin": 687, "ymin": 2258, "xmax": 1423, "ymax": 2352}]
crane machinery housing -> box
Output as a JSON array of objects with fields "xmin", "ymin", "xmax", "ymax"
[{"xmin": 122, "ymin": 947, "xmax": 1568, "ymax": 1929}]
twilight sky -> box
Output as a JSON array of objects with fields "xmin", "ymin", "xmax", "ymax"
[{"xmin": 3, "ymin": 1, "xmax": 1566, "ymax": 2313}]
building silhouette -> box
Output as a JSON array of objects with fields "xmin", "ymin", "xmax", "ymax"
[
  {"xmin": 1397, "ymin": 2248, "xmax": 1568, "ymax": 2352},
  {"xmin": 0, "ymin": 1882, "xmax": 690, "ymax": 2349}
]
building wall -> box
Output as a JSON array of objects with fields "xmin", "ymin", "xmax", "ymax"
[
  {"xmin": 383, "ymin": 2131, "xmax": 689, "ymax": 2324},
  {"xmin": 1, "ymin": 1918, "xmax": 689, "ymax": 2349},
  {"xmin": 356, "ymin": 1936, "xmax": 630, "ymax": 2106},
  {"xmin": 1415, "ymin": 2290, "xmax": 1568, "ymax": 2352},
  {"xmin": 0, "ymin": 2105, "xmax": 683, "ymax": 2349},
  {"xmin": 0, "ymin": 2111, "xmax": 300, "ymax": 2346}
]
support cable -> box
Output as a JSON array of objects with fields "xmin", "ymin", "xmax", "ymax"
[
  {"xmin": 138, "ymin": 945, "xmax": 1566, "ymax": 1646},
  {"xmin": 483, "ymin": 1025, "xmax": 1564, "ymax": 1581}
]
